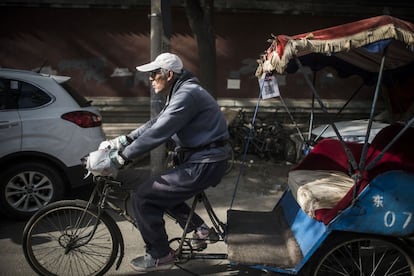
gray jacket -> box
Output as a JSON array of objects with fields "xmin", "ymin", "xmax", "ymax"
[{"xmin": 122, "ymin": 70, "xmax": 230, "ymax": 163}]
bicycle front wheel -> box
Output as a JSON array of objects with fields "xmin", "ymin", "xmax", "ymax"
[{"xmin": 22, "ymin": 200, "xmax": 120, "ymax": 276}]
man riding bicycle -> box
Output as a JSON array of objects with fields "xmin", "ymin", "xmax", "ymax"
[{"xmin": 97, "ymin": 52, "xmax": 230, "ymax": 272}]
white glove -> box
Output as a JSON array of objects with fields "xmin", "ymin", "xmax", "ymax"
[
  {"xmin": 98, "ymin": 135, "xmax": 131, "ymax": 150},
  {"xmin": 84, "ymin": 148, "xmax": 126, "ymax": 177},
  {"xmin": 109, "ymin": 150, "xmax": 128, "ymax": 168}
]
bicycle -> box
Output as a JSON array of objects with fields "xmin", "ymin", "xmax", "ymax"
[
  {"xmin": 228, "ymin": 109, "xmax": 297, "ymax": 163},
  {"xmin": 22, "ymin": 175, "xmax": 227, "ymax": 276}
]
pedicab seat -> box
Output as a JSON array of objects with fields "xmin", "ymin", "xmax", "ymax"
[
  {"xmin": 288, "ymin": 169, "xmax": 354, "ymax": 218},
  {"xmin": 288, "ymin": 124, "xmax": 414, "ymax": 224},
  {"xmin": 287, "ymin": 139, "xmax": 362, "ymax": 220}
]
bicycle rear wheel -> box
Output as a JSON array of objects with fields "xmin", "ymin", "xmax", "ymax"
[{"xmin": 22, "ymin": 200, "xmax": 120, "ymax": 276}]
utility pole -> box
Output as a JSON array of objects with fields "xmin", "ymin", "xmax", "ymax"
[{"xmin": 150, "ymin": 0, "xmax": 171, "ymax": 175}]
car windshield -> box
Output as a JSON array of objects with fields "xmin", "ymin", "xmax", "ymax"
[{"xmin": 61, "ymin": 82, "xmax": 92, "ymax": 107}]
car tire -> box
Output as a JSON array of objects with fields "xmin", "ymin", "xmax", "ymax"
[{"xmin": 0, "ymin": 161, "xmax": 65, "ymax": 220}]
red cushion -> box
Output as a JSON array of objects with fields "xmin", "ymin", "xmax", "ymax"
[{"xmin": 293, "ymin": 139, "xmax": 363, "ymax": 173}]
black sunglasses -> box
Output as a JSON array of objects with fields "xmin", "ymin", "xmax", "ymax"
[{"xmin": 149, "ymin": 69, "xmax": 162, "ymax": 79}]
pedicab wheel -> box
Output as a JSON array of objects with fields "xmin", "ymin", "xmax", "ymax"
[
  {"xmin": 301, "ymin": 232, "xmax": 414, "ymax": 276},
  {"xmin": 169, "ymin": 237, "xmax": 193, "ymax": 264}
]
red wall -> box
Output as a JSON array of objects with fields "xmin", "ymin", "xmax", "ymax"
[{"xmin": 0, "ymin": 7, "xmax": 366, "ymax": 99}]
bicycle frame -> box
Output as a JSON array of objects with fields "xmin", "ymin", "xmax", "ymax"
[
  {"xmin": 68, "ymin": 177, "xmax": 132, "ymax": 244},
  {"xmin": 73, "ymin": 176, "xmax": 229, "ymax": 265},
  {"xmin": 174, "ymin": 191, "xmax": 228, "ymax": 261}
]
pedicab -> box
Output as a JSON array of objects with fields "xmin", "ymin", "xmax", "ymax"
[{"xmin": 225, "ymin": 15, "xmax": 414, "ymax": 275}]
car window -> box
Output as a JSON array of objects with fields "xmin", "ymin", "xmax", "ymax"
[
  {"xmin": 0, "ymin": 78, "xmax": 51, "ymax": 110},
  {"xmin": 0, "ymin": 78, "xmax": 18, "ymax": 110},
  {"xmin": 19, "ymin": 82, "xmax": 51, "ymax": 108},
  {"xmin": 60, "ymin": 82, "xmax": 91, "ymax": 107}
]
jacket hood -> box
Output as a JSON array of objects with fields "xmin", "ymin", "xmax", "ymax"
[{"xmin": 171, "ymin": 69, "xmax": 200, "ymax": 94}]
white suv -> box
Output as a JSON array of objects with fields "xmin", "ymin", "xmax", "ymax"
[{"xmin": 0, "ymin": 68, "xmax": 105, "ymax": 219}]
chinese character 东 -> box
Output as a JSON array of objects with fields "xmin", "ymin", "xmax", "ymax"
[{"xmin": 372, "ymin": 194, "xmax": 384, "ymax": 208}]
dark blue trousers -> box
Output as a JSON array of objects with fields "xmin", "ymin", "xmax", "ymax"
[{"xmin": 132, "ymin": 160, "xmax": 227, "ymax": 258}]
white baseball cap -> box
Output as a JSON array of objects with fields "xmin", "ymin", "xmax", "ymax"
[{"xmin": 136, "ymin": 52, "xmax": 183, "ymax": 73}]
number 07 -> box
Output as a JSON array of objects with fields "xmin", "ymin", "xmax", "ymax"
[{"xmin": 384, "ymin": 211, "xmax": 412, "ymax": 229}]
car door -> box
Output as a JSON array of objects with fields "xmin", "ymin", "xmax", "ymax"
[{"xmin": 0, "ymin": 78, "xmax": 22, "ymax": 157}]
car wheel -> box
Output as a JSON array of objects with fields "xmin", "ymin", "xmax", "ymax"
[{"xmin": 0, "ymin": 162, "xmax": 65, "ymax": 220}]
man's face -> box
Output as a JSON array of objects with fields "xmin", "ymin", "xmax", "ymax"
[{"xmin": 149, "ymin": 69, "xmax": 169, "ymax": 94}]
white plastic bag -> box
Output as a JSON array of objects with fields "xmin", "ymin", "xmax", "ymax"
[{"xmin": 84, "ymin": 148, "xmax": 119, "ymax": 177}]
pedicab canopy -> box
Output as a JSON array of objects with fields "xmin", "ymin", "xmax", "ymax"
[
  {"xmin": 256, "ymin": 15, "xmax": 414, "ymax": 78},
  {"xmin": 256, "ymin": 15, "xmax": 414, "ymax": 225}
]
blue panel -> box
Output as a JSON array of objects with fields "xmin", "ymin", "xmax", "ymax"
[
  {"xmin": 280, "ymin": 190, "xmax": 300, "ymax": 226},
  {"xmin": 330, "ymin": 171, "xmax": 414, "ymax": 236},
  {"xmin": 363, "ymin": 39, "xmax": 391, "ymax": 53},
  {"xmin": 280, "ymin": 190, "xmax": 327, "ymax": 257}
]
